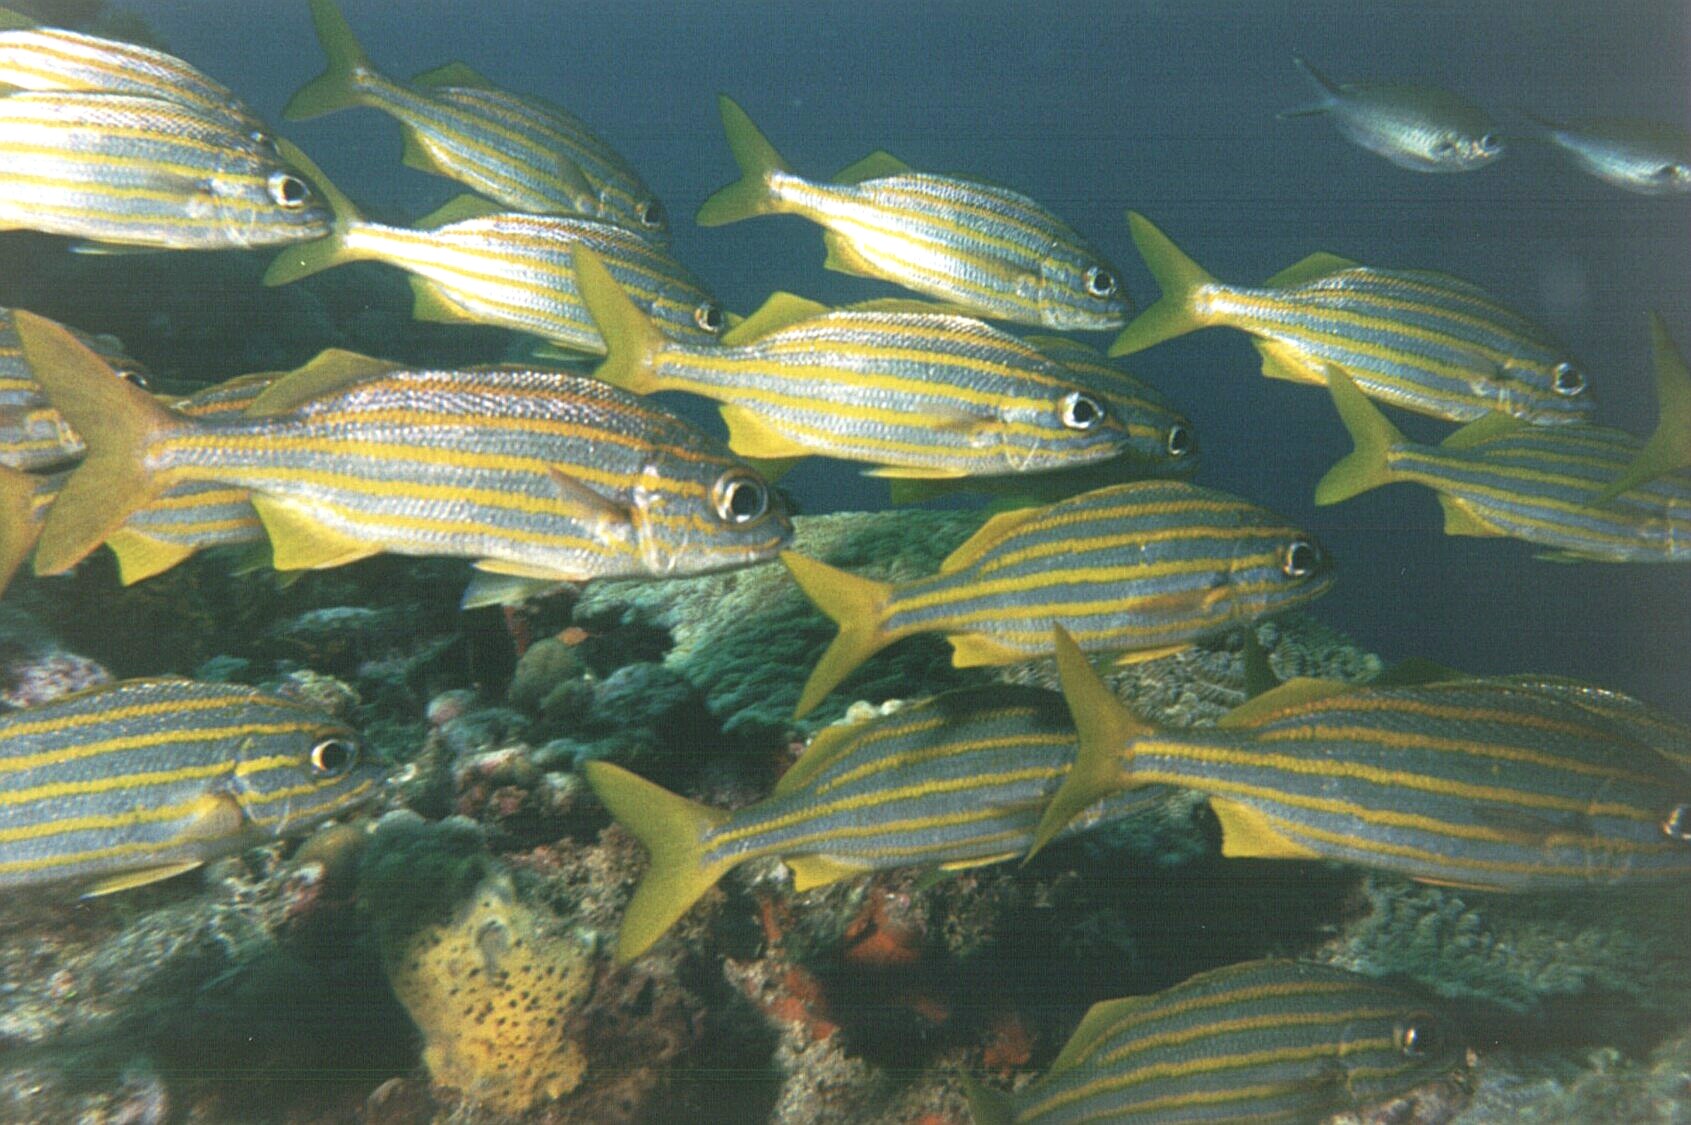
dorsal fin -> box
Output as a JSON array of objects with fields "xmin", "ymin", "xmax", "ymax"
[
  {"xmin": 415, "ymin": 193, "xmax": 505, "ymax": 228},
  {"xmin": 1440, "ymin": 410, "xmax": 1526, "ymax": 450},
  {"xmin": 1265, "ymin": 252, "xmax": 1360, "ymax": 288},
  {"xmin": 0, "ymin": 7, "xmax": 39, "ymax": 30},
  {"xmin": 1217, "ymin": 677, "xmax": 1359, "ymax": 728},
  {"xmin": 246, "ymin": 350, "xmax": 401, "ymax": 415},
  {"xmin": 1369, "ymin": 657, "xmax": 1463, "ymax": 688},
  {"xmin": 719, "ymin": 292, "xmax": 829, "ymax": 345},
  {"xmin": 409, "ymin": 61, "xmax": 497, "ymax": 90},
  {"xmin": 835, "ymin": 150, "xmax": 913, "ymax": 184},
  {"xmin": 938, "ymin": 507, "xmax": 1046, "ymax": 573}
]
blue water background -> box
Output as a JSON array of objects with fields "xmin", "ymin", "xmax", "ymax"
[{"xmin": 134, "ymin": 1, "xmax": 1691, "ymax": 713}]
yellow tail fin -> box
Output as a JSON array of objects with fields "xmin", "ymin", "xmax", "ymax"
[
  {"xmin": 263, "ymin": 139, "xmax": 368, "ymax": 286},
  {"xmin": 581, "ymin": 762, "xmax": 732, "ymax": 964},
  {"xmin": 1592, "ymin": 312, "xmax": 1691, "ymax": 505},
  {"xmin": 0, "ymin": 464, "xmax": 49, "ymax": 594},
  {"xmin": 1027, "ymin": 626, "xmax": 1150, "ymax": 858},
  {"xmin": 15, "ymin": 313, "xmax": 186, "ymax": 576},
  {"xmin": 572, "ymin": 245, "xmax": 665, "ymax": 395},
  {"xmin": 1107, "ymin": 212, "xmax": 1217, "ymax": 358},
  {"xmin": 1313, "ymin": 367, "xmax": 1406, "ymax": 505},
  {"xmin": 284, "ymin": 0, "xmax": 375, "ymax": 120},
  {"xmin": 781, "ymin": 551, "xmax": 897, "ymax": 719},
  {"xmin": 695, "ymin": 94, "xmax": 790, "ymax": 227}
]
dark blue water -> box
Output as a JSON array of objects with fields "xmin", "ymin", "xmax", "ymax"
[{"xmin": 130, "ymin": 0, "xmax": 1691, "ymax": 714}]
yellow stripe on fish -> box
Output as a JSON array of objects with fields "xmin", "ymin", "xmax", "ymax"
[
  {"xmin": 696, "ymin": 95, "xmax": 1129, "ymax": 331},
  {"xmin": 1109, "ymin": 211, "xmax": 1593, "ymax": 425},
  {"xmin": 16, "ymin": 314, "xmax": 791, "ymax": 608},
  {"xmin": 0, "ymin": 677, "xmax": 378, "ymax": 894},
  {"xmin": 782, "ymin": 480, "xmax": 1332, "ymax": 718}
]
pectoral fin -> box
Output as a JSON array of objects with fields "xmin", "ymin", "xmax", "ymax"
[
  {"xmin": 720, "ymin": 406, "xmax": 812, "ymax": 460},
  {"xmin": 946, "ymin": 632, "xmax": 1032, "ymax": 667},
  {"xmin": 821, "ymin": 230, "xmax": 880, "ymax": 278},
  {"xmin": 82, "ymin": 861, "xmax": 204, "ymax": 897},
  {"xmin": 252, "ymin": 497, "xmax": 381, "ymax": 571}
]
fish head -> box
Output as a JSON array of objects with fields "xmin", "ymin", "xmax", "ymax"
[
  {"xmin": 1220, "ymin": 506, "xmax": 1335, "ymax": 620},
  {"xmin": 1338, "ymin": 998, "xmax": 1467, "ymax": 1107},
  {"xmin": 1647, "ymin": 160, "xmax": 1691, "ymax": 193},
  {"xmin": 1483, "ymin": 354, "xmax": 1594, "ymax": 423},
  {"xmin": 205, "ymin": 141, "xmax": 334, "ymax": 248},
  {"xmin": 1025, "ymin": 335, "xmax": 1199, "ymax": 476},
  {"xmin": 628, "ymin": 195, "xmax": 673, "ymax": 242},
  {"xmin": 628, "ymin": 452, "xmax": 793, "ymax": 577},
  {"xmin": 230, "ymin": 706, "xmax": 383, "ymax": 839},
  {"xmin": 1035, "ymin": 245, "xmax": 1134, "ymax": 331}
]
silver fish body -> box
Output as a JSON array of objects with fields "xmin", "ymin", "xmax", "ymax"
[
  {"xmin": 1527, "ymin": 115, "xmax": 1691, "ymax": 195},
  {"xmin": 0, "ymin": 91, "xmax": 331, "ymax": 249},
  {"xmin": 1282, "ymin": 56, "xmax": 1503, "ymax": 172}
]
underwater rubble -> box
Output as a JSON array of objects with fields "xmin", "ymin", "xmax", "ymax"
[{"xmin": 0, "ymin": 506, "xmax": 1684, "ymax": 1123}]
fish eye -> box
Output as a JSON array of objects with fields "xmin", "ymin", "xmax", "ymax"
[
  {"xmin": 1397, "ymin": 1013, "xmax": 1440, "ymax": 1058},
  {"xmin": 1059, "ymin": 391, "xmax": 1105, "ymax": 431},
  {"xmin": 1281, "ymin": 539, "xmax": 1321, "ymax": 578},
  {"xmin": 1166, "ymin": 423, "xmax": 1192, "ymax": 457},
  {"xmin": 638, "ymin": 199, "xmax": 667, "ymax": 229},
  {"xmin": 112, "ymin": 367, "xmax": 149, "ymax": 389},
  {"xmin": 712, "ymin": 471, "xmax": 768, "ymax": 525},
  {"xmin": 268, "ymin": 172, "xmax": 312, "ymax": 210},
  {"xmin": 695, "ymin": 302, "xmax": 725, "ymax": 334},
  {"xmin": 249, "ymin": 129, "xmax": 278, "ymax": 153},
  {"xmin": 1479, "ymin": 133, "xmax": 1503, "ymax": 153},
  {"xmin": 1662, "ymin": 163, "xmax": 1691, "ymax": 181},
  {"xmin": 1662, "ymin": 803, "xmax": 1691, "ymax": 841},
  {"xmin": 1552, "ymin": 362, "xmax": 1586, "ymax": 396},
  {"xmin": 309, "ymin": 737, "xmax": 358, "ymax": 778},
  {"xmin": 1083, "ymin": 266, "xmax": 1117, "ymax": 299}
]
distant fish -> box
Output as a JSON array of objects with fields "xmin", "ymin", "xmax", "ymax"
[
  {"xmin": 264, "ymin": 143, "xmax": 721, "ymax": 357},
  {"xmin": 573, "ymin": 247, "xmax": 1146, "ymax": 481},
  {"xmin": 0, "ymin": 8, "xmax": 265, "ymax": 134},
  {"xmin": 1111, "ymin": 212, "xmax": 1593, "ymax": 425},
  {"xmin": 1522, "ymin": 113, "xmax": 1691, "ymax": 195},
  {"xmin": 968, "ymin": 959, "xmax": 1466, "ymax": 1124},
  {"xmin": 585, "ymin": 686, "xmax": 1171, "ymax": 963},
  {"xmin": 1031, "ymin": 626, "xmax": 1691, "ymax": 889},
  {"xmin": 0, "ymin": 677, "xmax": 379, "ymax": 894},
  {"xmin": 1316, "ymin": 366, "xmax": 1691, "ymax": 562},
  {"xmin": 783, "ymin": 480, "xmax": 1332, "ymax": 718},
  {"xmin": 697, "ymin": 95, "xmax": 1130, "ymax": 331},
  {"xmin": 0, "ymin": 91, "xmax": 330, "ymax": 250},
  {"xmin": 17, "ymin": 315, "xmax": 792, "ymax": 606},
  {"xmin": 1280, "ymin": 55, "xmax": 1503, "ymax": 172},
  {"xmin": 285, "ymin": 0, "xmax": 666, "ymax": 236}
]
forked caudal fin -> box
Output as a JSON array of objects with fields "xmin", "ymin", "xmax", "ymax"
[
  {"xmin": 285, "ymin": 0, "xmax": 378, "ymax": 120},
  {"xmin": 1313, "ymin": 366, "xmax": 1408, "ymax": 505},
  {"xmin": 1278, "ymin": 54, "xmax": 1341, "ymax": 118},
  {"xmin": 0, "ymin": 464, "xmax": 48, "ymax": 595},
  {"xmin": 782, "ymin": 551, "xmax": 895, "ymax": 719},
  {"xmin": 1026, "ymin": 626, "xmax": 1154, "ymax": 858},
  {"xmin": 581, "ymin": 762, "xmax": 732, "ymax": 964},
  {"xmin": 695, "ymin": 94, "xmax": 792, "ymax": 227},
  {"xmin": 572, "ymin": 245, "xmax": 666, "ymax": 396},
  {"xmin": 263, "ymin": 139, "xmax": 370, "ymax": 287},
  {"xmin": 1107, "ymin": 212, "xmax": 1218, "ymax": 358},
  {"xmin": 1591, "ymin": 312, "xmax": 1691, "ymax": 505},
  {"xmin": 14, "ymin": 312, "xmax": 191, "ymax": 576}
]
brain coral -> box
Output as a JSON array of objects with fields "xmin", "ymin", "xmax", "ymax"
[{"xmin": 383, "ymin": 872, "xmax": 593, "ymax": 1114}]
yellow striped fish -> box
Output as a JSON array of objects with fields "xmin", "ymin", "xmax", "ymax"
[
  {"xmin": 0, "ymin": 11, "xmax": 265, "ymax": 135},
  {"xmin": 585, "ymin": 686, "xmax": 1172, "ymax": 963},
  {"xmin": 783, "ymin": 480, "xmax": 1333, "ymax": 718},
  {"xmin": 284, "ymin": 0, "xmax": 666, "ymax": 236},
  {"xmin": 1032, "ymin": 626, "xmax": 1691, "ymax": 890},
  {"xmin": 573, "ymin": 248, "xmax": 1144, "ymax": 481},
  {"xmin": 1316, "ymin": 367, "xmax": 1691, "ymax": 562},
  {"xmin": 17, "ymin": 314, "xmax": 792, "ymax": 607},
  {"xmin": 0, "ymin": 677, "xmax": 380, "ymax": 895},
  {"xmin": 0, "ymin": 90, "xmax": 331, "ymax": 250},
  {"xmin": 968, "ymin": 959, "xmax": 1465, "ymax": 1124},
  {"xmin": 1109, "ymin": 212, "xmax": 1594, "ymax": 425},
  {"xmin": 697, "ymin": 95, "xmax": 1130, "ymax": 331},
  {"xmin": 264, "ymin": 142, "xmax": 719, "ymax": 357}
]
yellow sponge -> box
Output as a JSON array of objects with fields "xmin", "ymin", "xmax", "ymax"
[{"xmin": 384, "ymin": 873, "xmax": 593, "ymax": 1113}]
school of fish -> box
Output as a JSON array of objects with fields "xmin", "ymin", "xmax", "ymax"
[{"xmin": 0, "ymin": 4, "xmax": 1686, "ymax": 1121}]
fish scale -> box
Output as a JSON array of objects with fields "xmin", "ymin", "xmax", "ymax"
[
  {"xmin": 975, "ymin": 959, "xmax": 1463, "ymax": 1124},
  {"xmin": 0, "ymin": 678, "xmax": 379, "ymax": 892},
  {"xmin": 583, "ymin": 686, "xmax": 1172, "ymax": 963},
  {"xmin": 1034, "ymin": 628, "xmax": 1691, "ymax": 891},
  {"xmin": 783, "ymin": 480, "xmax": 1332, "ymax": 718},
  {"xmin": 0, "ymin": 90, "xmax": 331, "ymax": 250}
]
